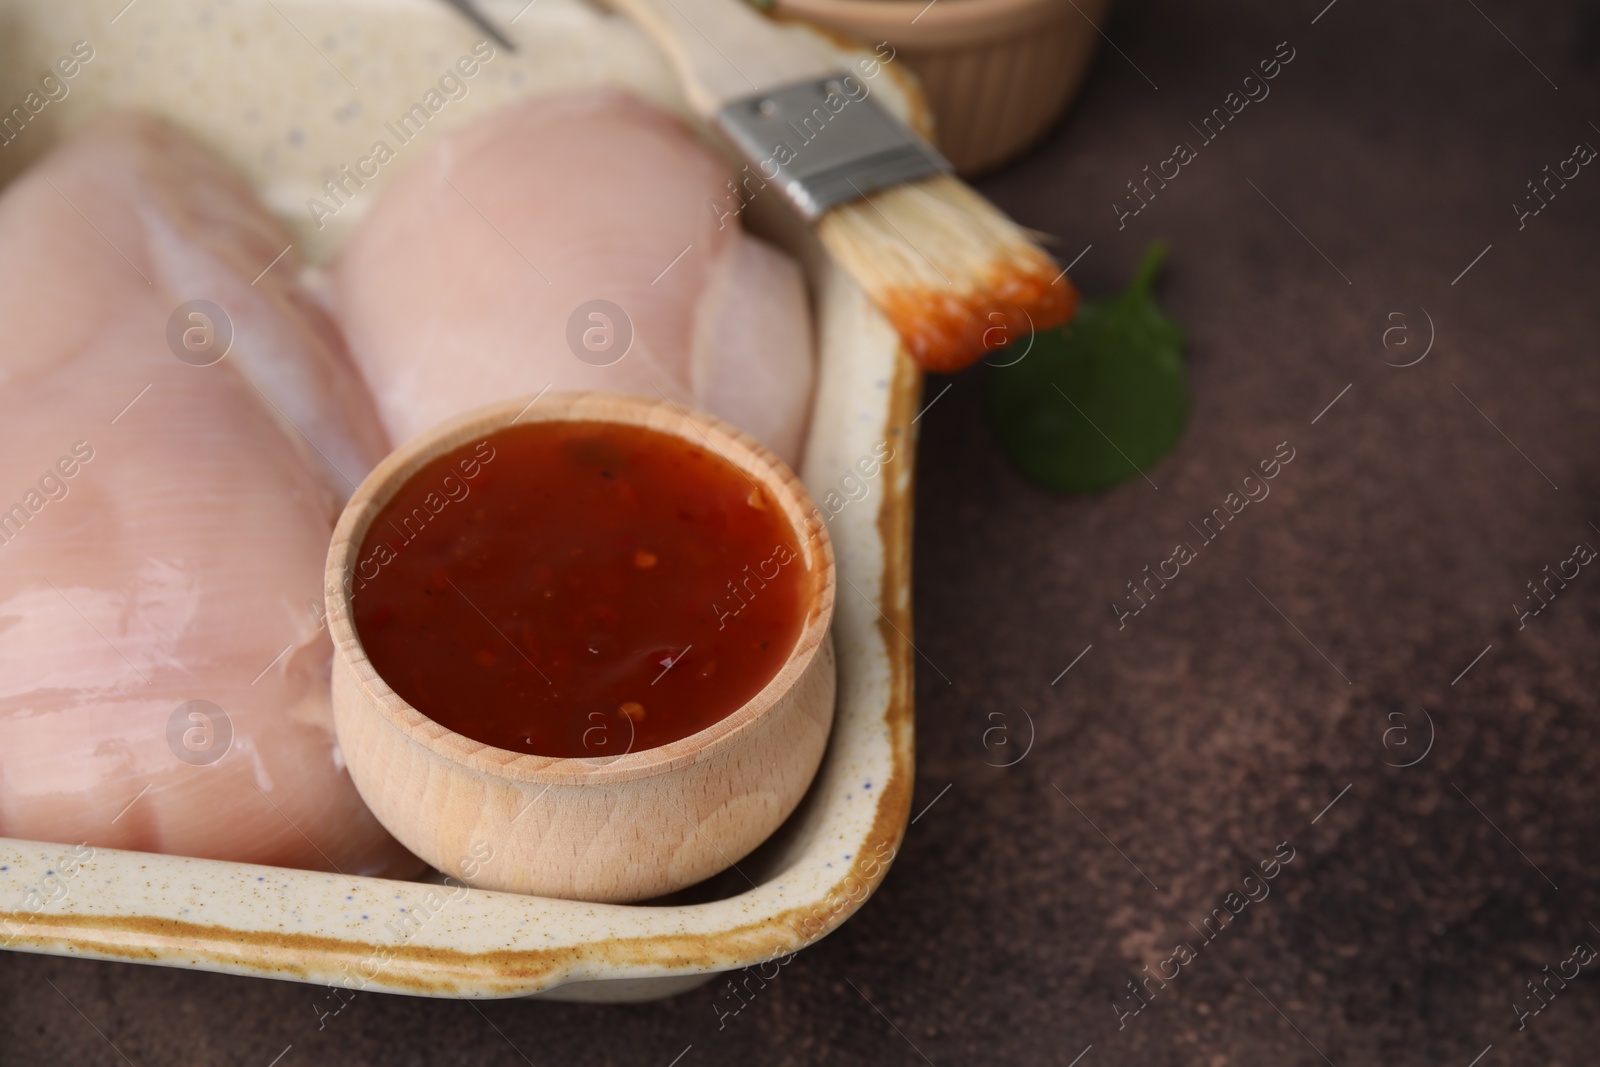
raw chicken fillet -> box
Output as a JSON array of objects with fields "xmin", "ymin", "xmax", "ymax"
[
  {"xmin": 0, "ymin": 114, "xmax": 415, "ymax": 875},
  {"xmin": 333, "ymin": 89, "xmax": 815, "ymax": 467}
]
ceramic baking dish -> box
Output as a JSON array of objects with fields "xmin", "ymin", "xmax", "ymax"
[{"xmin": 0, "ymin": 0, "xmax": 919, "ymax": 1001}]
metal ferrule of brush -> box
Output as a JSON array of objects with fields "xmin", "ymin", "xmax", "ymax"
[{"xmin": 713, "ymin": 75, "xmax": 952, "ymax": 221}]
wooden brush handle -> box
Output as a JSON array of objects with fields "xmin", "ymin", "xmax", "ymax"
[{"xmin": 606, "ymin": 0, "xmax": 838, "ymax": 116}]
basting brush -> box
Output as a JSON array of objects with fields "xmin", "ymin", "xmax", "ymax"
[{"xmin": 607, "ymin": 0, "xmax": 1078, "ymax": 373}]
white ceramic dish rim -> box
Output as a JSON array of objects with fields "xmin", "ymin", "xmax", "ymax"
[{"xmin": 0, "ymin": 0, "xmax": 921, "ymax": 1000}]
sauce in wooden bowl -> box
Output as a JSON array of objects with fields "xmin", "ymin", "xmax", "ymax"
[{"xmin": 351, "ymin": 420, "xmax": 810, "ymax": 758}]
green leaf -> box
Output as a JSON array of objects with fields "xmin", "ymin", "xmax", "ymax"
[{"xmin": 987, "ymin": 241, "xmax": 1188, "ymax": 494}]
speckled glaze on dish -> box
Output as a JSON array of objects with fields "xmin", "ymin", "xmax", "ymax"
[{"xmin": 0, "ymin": 0, "xmax": 921, "ymax": 999}]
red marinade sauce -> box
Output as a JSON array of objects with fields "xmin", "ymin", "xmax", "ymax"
[{"xmin": 351, "ymin": 421, "xmax": 809, "ymax": 758}]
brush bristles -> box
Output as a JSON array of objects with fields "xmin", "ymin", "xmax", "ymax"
[{"xmin": 817, "ymin": 173, "xmax": 1078, "ymax": 374}]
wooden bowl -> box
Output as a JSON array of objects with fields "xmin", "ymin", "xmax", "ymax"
[
  {"xmin": 323, "ymin": 392, "xmax": 837, "ymax": 904},
  {"xmin": 776, "ymin": 0, "xmax": 1109, "ymax": 175}
]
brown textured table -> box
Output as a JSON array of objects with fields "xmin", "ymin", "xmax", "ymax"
[{"xmin": 5, "ymin": 0, "xmax": 1599, "ymax": 1063}]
